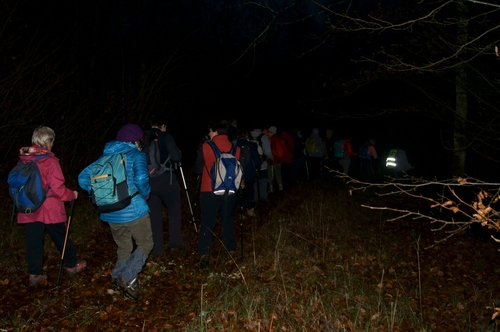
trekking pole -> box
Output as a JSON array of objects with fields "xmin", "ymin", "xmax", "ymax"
[
  {"xmin": 179, "ymin": 163, "xmax": 198, "ymax": 234},
  {"xmin": 57, "ymin": 197, "xmax": 76, "ymax": 289},
  {"xmin": 238, "ymin": 187, "xmax": 244, "ymax": 261},
  {"xmin": 255, "ymin": 171, "xmax": 263, "ymax": 226},
  {"xmin": 11, "ymin": 203, "xmax": 15, "ymax": 223},
  {"xmin": 304, "ymin": 150, "xmax": 310, "ymax": 180},
  {"xmin": 178, "ymin": 163, "xmax": 200, "ymax": 260}
]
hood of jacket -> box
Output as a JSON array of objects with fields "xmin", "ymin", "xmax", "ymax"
[{"xmin": 103, "ymin": 140, "xmax": 139, "ymax": 155}]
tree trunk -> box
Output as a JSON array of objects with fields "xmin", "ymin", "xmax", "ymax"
[{"xmin": 453, "ymin": 0, "xmax": 468, "ymax": 177}]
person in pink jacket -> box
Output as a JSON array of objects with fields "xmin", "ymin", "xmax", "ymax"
[{"xmin": 16, "ymin": 126, "xmax": 86, "ymax": 285}]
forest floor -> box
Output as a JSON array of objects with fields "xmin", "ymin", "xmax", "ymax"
[{"xmin": 1, "ymin": 177, "xmax": 500, "ymax": 331}]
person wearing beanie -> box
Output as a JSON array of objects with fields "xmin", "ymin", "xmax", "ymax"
[{"xmin": 78, "ymin": 123, "xmax": 153, "ymax": 300}]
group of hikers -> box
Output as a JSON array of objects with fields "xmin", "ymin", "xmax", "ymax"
[{"xmin": 8, "ymin": 119, "xmax": 413, "ymax": 300}]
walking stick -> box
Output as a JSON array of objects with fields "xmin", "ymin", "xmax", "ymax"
[
  {"xmin": 56, "ymin": 198, "xmax": 76, "ymax": 289},
  {"xmin": 304, "ymin": 150, "xmax": 310, "ymax": 180},
  {"xmin": 179, "ymin": 163, "xmax": 199, "ymax": 260},
  {"xmin": 238, "ymin": 187, "xmax": 244, "ymax": 261},
  {"xmin": 179, "ymin": 163, "xmax": 198, "ymax": 234}
]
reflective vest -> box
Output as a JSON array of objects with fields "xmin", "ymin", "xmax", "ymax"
[{"xmin": 386, "ymin": 149, "xmax": 398, "ymax": 168}]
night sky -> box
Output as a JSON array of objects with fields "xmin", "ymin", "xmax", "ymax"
[{"xmin": 3, "ymin": 0, "xmax": 499, "ymax": 180}]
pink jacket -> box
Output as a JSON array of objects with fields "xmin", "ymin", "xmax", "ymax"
[{"xmin": 16, "ymin": 149, "xmax": 76, "ymax": 224}]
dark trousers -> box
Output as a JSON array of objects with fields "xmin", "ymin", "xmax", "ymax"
[
  {"xmin": 291, "ymin": 156, "xmax": 306, "ymax": 183},
  {"xmin": 281, "ymin": 162, "xmax": 293, "ymax": 188},
  {"xmin": 25, "ymin": 221, "xmax": 77, "ymax": 275},
  {"xmin": 359, "ymin": 158, "xmax": 374, "ymax": 182},
  {"xmin": 238, "ymin": 180, "xmax": 256, "ymax": 211},
  {"xmin": 308, "ymin": 157, "xmax": 322, "ymax": 180},
  {"xmin": 198, "ymin": 192, "xmax": 237, "ymax": 256},
  {"xmin": 147, "ymin": 171, "xmax": 183, "ymax": 257}
]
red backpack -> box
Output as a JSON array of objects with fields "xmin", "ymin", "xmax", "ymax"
[
  {"xmin": 279, "ymin": 132, "xmax": 295, "ymax": 163},
  {"xmin": 271, "ymin": 135, "xmax": 287, "ymax": 160}
]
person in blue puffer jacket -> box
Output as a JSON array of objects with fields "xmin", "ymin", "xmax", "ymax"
[{"xmin": 78, "ymin": 124, "xmax": 152, "ymax": 300}]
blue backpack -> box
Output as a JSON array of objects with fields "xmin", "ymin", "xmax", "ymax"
[
  {"xmin": 8, "ymin": 155, "xmax": 50, "ymax": 214},
  {"xmin": 208, "ymin": 141, "xmax": 243, "ymax": 195},
  {"xmin": 89, "ymin": 153, "xmax": 137, "ymax": 213}
]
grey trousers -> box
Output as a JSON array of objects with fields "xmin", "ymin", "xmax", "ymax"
[{"xmin": 109, "ymin": 214, "xmax": 153, "ymax": 284}]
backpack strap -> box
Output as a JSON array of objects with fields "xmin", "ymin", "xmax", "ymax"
[
  {"xmin": 229, "ymin": 143, "xmax": 237, "ymax": 156},
  {"xmin": 208, "ymin": 141, "xmax": 221, "ymax": 157}
]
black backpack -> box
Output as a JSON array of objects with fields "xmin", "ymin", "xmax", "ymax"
[
  {"xmin": 143, "ymin": 131, "xmax": 172, "ymax": 178},
  {"xmin": 250, "ymin": 133, "xmax": 266, "ymax": 162}
]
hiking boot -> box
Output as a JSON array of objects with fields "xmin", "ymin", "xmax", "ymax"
[
  {"xmin": 247, "ymin": 208, "xmax": 256, "ymax": 217},
  {"xmin": 278, "ymin": 184, "xmax": 283, "ymax": 191},
  {"xmin": 66, "ymin": 260, "xmax": 87, "ymax": 276},
  {"xmin": 269, "ymin": 185, "xmax": 274, "ymax": 193},
  {"xmin": 113, "ymin": 277, "xmax": 139, "ymax": 300},
  {"xmin": 199, "ymin": 254, "xmax": 210, "ymax": 270},
  {"xmin": 29, "ymin": 274, "xmax": 47, "ymax": 286}
]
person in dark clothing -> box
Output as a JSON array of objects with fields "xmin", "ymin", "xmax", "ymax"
[
  {"xmin": 322, "ymin": 128, "xmax": 335, "ymax": 179},
  {"xmin": 358, "ymin": 138, "xmax": 378, "ymax": 182},
  {"xmin": 228, "ymin": 119, "xmax": 238, "ymax": 143},
  {"xmin": 236, "ymin": 128, "xmax": 262, "ymax": 217},
  {"xmin": 291, "ymin": 127, "xmax": 306, "ymax": 183},
  {"xmin": 144, "ymin": 120, "xmax": 183, "ymax": 257}
]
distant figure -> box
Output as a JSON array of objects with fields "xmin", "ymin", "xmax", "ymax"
[
  {"xmin": 279, "ymin": 129, "xmax": 295, "ymax": 189},
  {"xmin": 336, "ymin": 137, "xmax": 357, "ymax": 178},
  {"xmin": 15, "ymin": 126, "xmax": 86, "ymax": 286},
  {"xmin": 228, "ymin": 119, "xmax": 238, "ymax": 143},
  {"xmin": 236, "ymin": 128, "xmax": 262, "ymax": 217},
  {"xmin": 394, "ymin": 145, "xmax": 415, "ymax": 178},
  {"xmin": 322, "ymin": 128, "xmax": 335, "ymax": 179},
  {"xmin": 291, "ymin": 127, "xmax": 306, "ymax": 184},
  {"xmin": 250, "ymin": 128, "xmax": 273, "ymax": 202},
  {"xmin": 305, "ymin": 128, "xmax": 326, "ymax": 180},
  {"xmin": 267, "ymin": 126, "xmax": 284, "ymax": 192},
  {"xmin": 358, "ymin": 138, "xmax": 378, "ymax": 182}
]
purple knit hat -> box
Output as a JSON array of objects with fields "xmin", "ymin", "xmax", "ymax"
[{"xmin": 116, "ymin": 124, "xmax": 143, "ymax": 142}]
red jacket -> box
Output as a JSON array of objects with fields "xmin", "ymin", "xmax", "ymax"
[
  {"xmin": 198, "ymin": 135, "xmax": 241, "ymax": 193},
  {"xmin": 16, "ymin": 147, "xmax": 76, "ymax": 224}
]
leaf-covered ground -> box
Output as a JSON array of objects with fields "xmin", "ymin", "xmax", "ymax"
[{"xmin": 1, "ymin": 180, "xmax": 500, "ymax": 331}]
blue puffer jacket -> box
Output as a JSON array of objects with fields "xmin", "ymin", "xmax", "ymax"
[{"xmin": 78, "ymin": 140, "xmax": 151, "ymax": 223}]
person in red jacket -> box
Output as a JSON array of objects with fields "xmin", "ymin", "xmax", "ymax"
[
  {"xmin": 194, "ymin": 120, "xmax": 241, "ymax": 269},
  {"xmin": 16, "ymin": 126, "xmax": 86, "ymax": 285},
  {"xmin": 338, "ymin": 137, "xmax": 357, "ymax": 176},
  {"xmin": 267, "ymin": 126, "xmax": 284, "ymax": 192}
]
